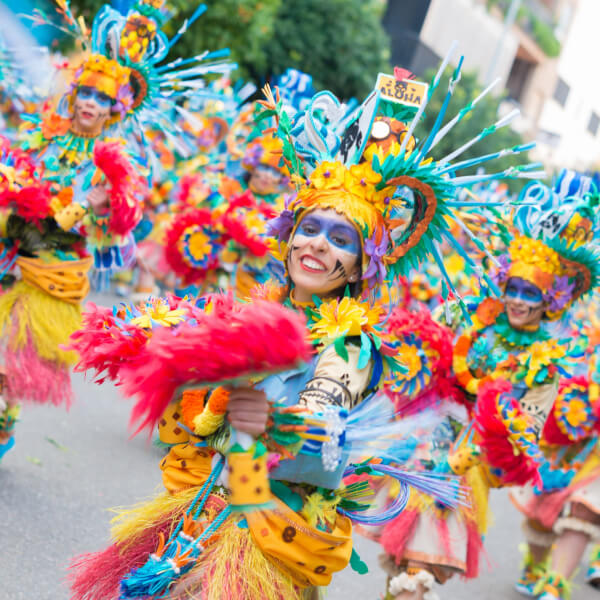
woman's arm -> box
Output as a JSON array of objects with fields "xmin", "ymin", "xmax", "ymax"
[{"xmin": 298, "ymin": 343, "xmax": 373, "ymax": 412}]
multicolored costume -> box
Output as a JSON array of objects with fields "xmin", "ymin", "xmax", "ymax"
[
  {"xmin": 63, "ymin": 52, "xmax": 541, "ymax": 598},
  {"xmin": 374, "ymin": 64, "xmax": 594, "ymax": 600},
  {"xmin": 506, "ymin": 172, "xmax": 600, "ymax": 600}
]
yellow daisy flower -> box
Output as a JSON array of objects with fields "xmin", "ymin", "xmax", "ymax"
[
  {"xmin": 344, "ymin": 163, "xmax": 382, "ymax": 202},
  {"xmin": 186, "ymin": 229, "xmax": 212, "ymax": 261},
  {"xmin": 518, "ymin": 340, "xmax": 564, "ymax": 387},
  {"xmin": 310, "ymin": 297, "xmax": 381, "ymax": 344},
  {"xmin": 395, "ymin": 343, "xmax": 423, "ymax": 380},
  {"xmin": 130, "ymin": 299, "xmax": 186, "ymax": 329},
  {"xmin": 564, "ymin": 398, "xmax": 589, "ymax": 428}
]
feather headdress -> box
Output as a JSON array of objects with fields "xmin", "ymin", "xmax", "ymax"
[
  {"xmin": 264, "ymin": 45, "xmax": 542, "ymax": 311},
  {"xmin": 491, "ymin": 169, "xmax": 600, "ymax": 319}
]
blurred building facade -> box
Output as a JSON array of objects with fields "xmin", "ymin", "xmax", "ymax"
[{"xmin": 384, "ymin": 0, "xmax": 600, "ymax": 171}]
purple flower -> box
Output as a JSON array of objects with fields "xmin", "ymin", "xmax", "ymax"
[
  {"xmin": 362, "ymin": 228, "xmax": 389, "ymax": 288},
  {"xmin": 266, "ymin": 193, "xmax": 296, "ymax": 242},
  {"xmin": 70, "ymin": 67, "xmax": 84, "ymax": 96},
  {"xmin": 242, "ymin": 144, "xmax": 262, "ymax": 169},
  {"xmin": 113, "ymin": 85, "xmax": 134, "ymax": 120},
  {"xmin": 492, "ymin": 253, "xmax": 510, "ymax": 286},
  {"xmin": 543, "ymin": 275, "xmax": 575, "ymax": 312}
]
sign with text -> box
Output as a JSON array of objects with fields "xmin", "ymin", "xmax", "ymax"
[{"xmin": 376, "ymin": 73, "xmax": 428, "ymax": 109}]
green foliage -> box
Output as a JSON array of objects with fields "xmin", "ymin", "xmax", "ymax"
[
  {"xmin": 163, "ymin": 0, "xmax": 282, "ymax": 82},
  {"xmin": 66, "ymin": 0, "xmax": 391, "ymax": 98},
  {"xmin": 485, "ymin": 0, "xmax": 561, "ymax": 58},
  {"xmin": 414, "ymin": 68, "xmax": 530, "ymax": 193},
  {"xmin": 530, "ymin": 18, "xmax": 561, "ymax": 58},
  {"xmin": 255, "ymin": 0, "xmax": 390, "ymax": 99}
]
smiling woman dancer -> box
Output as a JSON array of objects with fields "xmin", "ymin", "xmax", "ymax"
[
  {"xmin": 67, "ymin": 106, "xmax": 410, "ymax": 600},
  {"xmin": 66, "ymin": 50, "xmax": 543, "ymax": 598}
]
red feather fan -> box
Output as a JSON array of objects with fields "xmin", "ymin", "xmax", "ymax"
[
  {"xmin": 118, "ymin": 297, "xmax": 313, "ymax": 433},
  {"xmin": 0, "ymin": 184, "xmax": 53, "ymax": 225},
  {"xmin": 67, "ymin": 303, "xmax": 150, "ymax": 384},
  {"xmin": 93, "ymin": 142, "xmax": 145, "ymax": 236},
  {"xmin": 474, "ymin": 379, "xmax": 542, "ymax": 487},
  {"xmin": 67, "ymin": 296, "xmax": 206, "ymax": 383},
  {"xmin": 0, "ymin": 136, "xmax": 52, "ymax": 225}
]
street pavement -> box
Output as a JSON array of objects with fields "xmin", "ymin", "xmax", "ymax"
[{"xmin": 0, "ymin": 331, "xmax": 596, "ymax": 599}]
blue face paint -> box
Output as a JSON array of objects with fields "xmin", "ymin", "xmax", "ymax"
[
  {"xmin": 77, "ymin": 86, "xmax": 113, "ymax": 108},
  {"xmin": 296, "ymin": 214, "xmax": 360, "ymax": 255},
  {"xmin": 504, "ymin": 277, "xmax": 543, "ymax": 304}
]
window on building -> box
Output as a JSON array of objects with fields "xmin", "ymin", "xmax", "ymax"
[
  {"xmin": 538, "ymin": 129, "xmax": 561, "ymax": 149},
  {"xmin": 588, "ymin": 112, "xmax": 600, "ymax": 137},
  {"xmin": 554, "ymin": 77, "xmax": 570, "ymax": 107},
  {"xmin": 506, "ymin": 57, "xmax": 534, "ymax": 103}
]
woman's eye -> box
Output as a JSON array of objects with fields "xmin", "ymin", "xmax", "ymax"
[
  {"xmin": 302, "ymin": 224, "xmax": 317, "ymax": 235},
  {"xmin": 332, "ymin": 236, "xmax": 348, "ymax": 246}
]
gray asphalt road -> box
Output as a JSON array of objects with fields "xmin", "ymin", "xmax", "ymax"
[{"xmin": 0, "ymin": 357, "xmax": 596, "ymax": 599}]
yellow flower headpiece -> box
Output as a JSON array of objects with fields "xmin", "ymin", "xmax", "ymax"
[
  {"xmin": 295, "ymin": 161, "xmax": 396, "ymax": 238},
  {"xmin": 67, "ymin": 55, "xmax": 133, "ymax": 127},
  {"xmin": 74, "ymin": 55, "xmax": 131, "ymax": 100},
  {"xmin": 275, "ymin": 160, "xmax": 404, "ymax": 291},
  {"xmin": 506, "ymin": 236, "xmax": 563, "ymax": 295}
]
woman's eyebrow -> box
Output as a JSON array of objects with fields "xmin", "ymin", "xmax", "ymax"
[{"xmin": 331, "ymin": 225, "xmax": 358, "ymax": 237}]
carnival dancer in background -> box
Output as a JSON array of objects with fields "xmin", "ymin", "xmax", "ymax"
[
  {"xmin": 374, "ymin": 61, "xmax": 597, "ymax": 600},
  {"xmin": 0, "ymin": 0, "xmax": 235, "ymax": 460},
  {"xmin": 508, "ymin": 172, "xmax": 600, "ymax": 600},
  {"xmin": 0, "ymin": 3, "xmax": 147, "ymax": 459}
]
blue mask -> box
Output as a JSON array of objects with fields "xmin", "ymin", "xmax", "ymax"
[
  {"xmin": 77, "ymin": 86, "xmax": 113, "ymax": 108},
  {"xmin": 504, "ymin": 277, "xmax": 543, "ymax": 305},
  {"xmin": 296, "ymin": 214, "xmax": 360, "ymax": 256}
]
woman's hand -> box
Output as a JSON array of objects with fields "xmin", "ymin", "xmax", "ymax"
[
  {"xmin": 87, "ymin": 185, "xmax": 110, "ymax": 215},
  {"xmin": 226, "ymin": 387, "xmax": 269, "ymax": 437}
]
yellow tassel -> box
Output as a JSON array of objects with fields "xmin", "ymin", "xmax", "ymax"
[
  {"xmin": 172, "ymin": 519, "xmax": 302, "ymax": 600},
  {"xmin": 110, "ymin": 487, "xmax": 199, "ymax": 548},
  {"xmin": 0, "ymin": 280, "xmax": 80, "ymax": 365},
  {"xmin": 465, "ymin": 466, "xmax": 490, "ymax": 535},
  {"xmin": 193, "ymin": 406, "xmax": 225, "ymax": 437}
]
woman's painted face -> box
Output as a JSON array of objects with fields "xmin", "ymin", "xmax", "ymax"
[
  {"xmin": 287, "ymin": 208, "xmax": 361, "ymax": 302},
  {"xmin": 504, "ymin": 277, "xmax": 546, "ymax": 329},
  {"xmin": 73, "ymin": 86, "xmax": 112, "ymax": 134},
  {"xmin": 248, "ymin": 164, "xmax": 284, "ymax": 196}
]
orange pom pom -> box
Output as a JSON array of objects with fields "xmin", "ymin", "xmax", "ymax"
[
  {"xmin": 207, "ymin": 387, "xmax": 230, "ymax": 415},
  {"xmin": 180, "ymin": 389, "xmax": 208, "ymax": 429}
]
